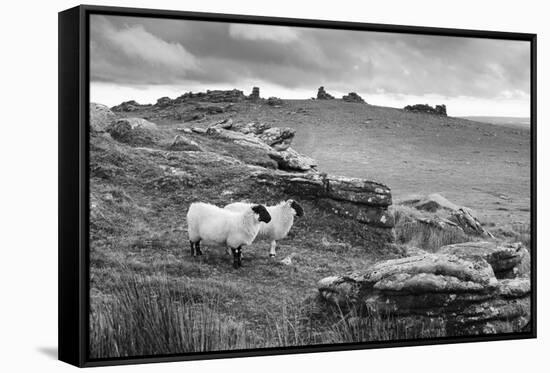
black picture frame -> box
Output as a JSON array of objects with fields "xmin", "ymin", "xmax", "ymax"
[{"xmin": 58, "ymin": 4, "xmax": 537, "ymax": 368}]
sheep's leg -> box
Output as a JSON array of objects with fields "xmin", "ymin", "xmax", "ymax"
[
  {"xmin": 231, "ymin": 247, "xmax": 242, "ymax": 269},
  {"xmin": 269, "ymin": 241, "xmax": 277, "ymax": 258},
  {"xmin": 237, "ymin": 246, "xmax": 242, "ymax": 267},
  {"xmin": 190, "ymin": 240, "xmax": 202, "ymax": 256}
]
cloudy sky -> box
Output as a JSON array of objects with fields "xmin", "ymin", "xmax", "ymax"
[{"xmin": 90, "ymin": 15, "xmax": 530, "ymax": 117}]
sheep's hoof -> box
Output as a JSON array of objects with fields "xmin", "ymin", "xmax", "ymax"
[{"xmin": 269, "ymin": 254, "xmax": 276, "ymax": 258}]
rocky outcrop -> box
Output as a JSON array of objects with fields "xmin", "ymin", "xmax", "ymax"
[
  {"xmin": 258, "ymin": 127, "xmax": 296, "ymax": 150},
  {"xmin": 90, "ymin": 103, "xmax": 117, "ymax": 132},
  {"xmin": 269, "ymin": 148, "xmax": 318, "ymax": 171},
  {"xmin": 231, "ymin": 121, "xmax": 272, "ymax": 135},
  {"xmin": 318, "ymin": 251, "xmax": 530, "ymax": 335},
  {"xmin": 342, "ymin": 92, "xmax": 366, "ymax": 103},
  {"xmin": 251, "ymin": 169, "xmax": 393, "ymax": 229},
  {"xmin": 204, "ymin": 118, "xmax": 314, "ymax": 171},
  {"xmin": 252, "ymin": 170, "xmax": 392, "ymax": 207},
  {"xmin": 266, "ymin": 97, "xmax": 283, "ymax": 106},
  {"xmin": 156, "ymin": 96, "xmax": 173, "ymax": 107},
  {"xmin": 173, "ymin": 89, "xmax": 246, "ymax": 103},
  {"xmin": 248, "ymin": 87, "xmax": 260, "ymax": 101},
  {"xmin": 317, "ymin": 86, "xmax": 335, "ymax": 100},
  {"xmin": 205, "ymin": 126, "xmax": 315, "ymax": 171},
  {"xmin": 438, "ymin": 241, "xmax": 529, "ymax": 278},
  {"xmin": 106, "ymin": 118, "xmax": 158, "ymax": 146},
  {"xmin": 404, "ymin": 104, "xmax": 447, "ymax": 116},
  {"xmin": 111, "ymin": 100, "xmax": 151, "ymax": 112},
  {"xmin": 400, "ymin": 193, "xmax": 494, "ymax": 238}
]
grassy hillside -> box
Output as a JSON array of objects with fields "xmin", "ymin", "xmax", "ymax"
[{"xmin": 90, "ymin": 98, "xmax": 530, "ymax": 358}]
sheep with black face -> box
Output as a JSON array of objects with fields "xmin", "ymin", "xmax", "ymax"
[
  {"xmin": 224, "ymin": 200, "xmax": 304, "ymax": 257},
  {"xmin": 187, "ymin": 202, "xmax": 271, "ymax": 268}
]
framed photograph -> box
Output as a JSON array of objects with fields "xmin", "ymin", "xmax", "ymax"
[{"xmin": 59, "ymin": 4, "xmax": 537, "ymax": 367}]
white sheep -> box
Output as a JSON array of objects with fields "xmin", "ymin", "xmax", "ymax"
[
  {"xmin": 224, "ymin": 200, "xmax": 304, "ymax": 257},
  {"xmin": 186, "ymin": 202, "xmax": 271, "ymax": 268}
]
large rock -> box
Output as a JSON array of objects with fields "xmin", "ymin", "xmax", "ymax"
[
  {"xmin": 450, "ymin": 208, "xmax": 494, "ymax": 238},
  {"xmin": 258, "ymin": 127, "xmax": 296, "ymax": 150},
  {"xmin": 206, "ymin": 127, "xmax": 273, "ymax": 152},
  {"xmin": 317, "ymin": 86, "xmax": 335, "ymax": 100},
  {"xmin": 266, "ymin": 97, "xmax": 283, "ymax": 106},
  {"xmin": 111, "ymin": 100, "xmax": 150, "ymax": 112},
  {"xmin": 112, "ymin": 117, "xmax": 157, "ymax": 130},
  {"xmin": 342, "ymin": 92, "xmax": 366, "ymax": 103},
  {"xmin": 252, "ymin": 170, "xmax": 392, "ymax": 208},
  {"xmin": 404, "ymin": 103, "xmax": 447, "ymax": 116},
  {"xmin": 248, "ymin": 87, "xmax": 260, "ymax": 101},
  {"xmin": 231, "ymin": 121, "xmax": 272, "ymax": 135},
  {"xmin": 268, "ymin": 148, "xmax": 318, "ymax": 171},
  {"xmin": 90, "ymin": 103, "xmax": 117, "ymax": 132},
  {"xmin": 438, "ymin": 241, "xmax": 529, "ymax": 278},
  {"xmin": 107, "ymin": 118, "xmax": 158, "ymax": 146},
  {"xmin": 175, "ymin": 89, "xmax": 246, "ymax": 103},
  {"xmin": 318, "ymin": 253, "xmax": 530, "ymax": 335},
  {"xmin": 156, "ymin": 96, "xmax": 173, "ymax": 107},
  {"xmin": 400, "ymin": 193, "xmax": 494, "ymax": 237}
]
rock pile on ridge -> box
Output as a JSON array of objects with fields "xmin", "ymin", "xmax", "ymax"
[
  {"xmin": 404, "ymin": 103, "xmax": 447, "ymax": 116},
  {"xmin": 317, "ymin": 86, "xmax": 335, "ymax": 100},
  {"xmin": 205, "ymin": 120, "xmax": 315, "ymax": 171},
  {"xmin": 248, "ymin": 87, "xmax": 260, "ymax": 101},
  {"xmin": 342, "ymin": 92, "xmax": 366, "ymax": 103},
  {"xmin": 175, "ymin": 89, "xmax": 246, "ymax": 103},
  {"xmin": 111, "ymin": 100, "xmax": 151, "ymax": 112},
  {"xmin": 266, "ymin": 97, "xmax": 283, "ymax": 106}
]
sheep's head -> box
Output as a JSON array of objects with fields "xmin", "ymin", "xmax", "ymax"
[
  {"xmin": 252, "ymin": 204, "xmax": 271, "ymax": 223},
  {"xmin": 287, "ymin": 199, "xmax": 304, "ymax": 217}
]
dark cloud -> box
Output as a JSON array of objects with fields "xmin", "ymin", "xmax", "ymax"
[{"xmin": 90, "ymin": 15, "xmax": 530, "ymax": 99}]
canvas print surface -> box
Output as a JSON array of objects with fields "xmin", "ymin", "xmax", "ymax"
[{"xmin": 88, "ymin": 14, "xmax": 532, "ymax": 359}]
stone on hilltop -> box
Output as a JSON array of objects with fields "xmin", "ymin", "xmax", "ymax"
[
  {"xmin": 317, "ymin": 86, "xmax": 335, "ymax": 100},
  {"xmin": 156, "ymin": 96, "xmax": 173, "ymax": 107},
  {"xmin": 342, "ymin": 92, "xmax": 366, "ymax": 103},
  {"xmin": 111, "ymin": 100, "xmax": 148, "ymax": 112},
  {"xmin": 266, "ymin": 97, "xmax": 283, "ymax": 106},
  {"xmin": 248, "ymin": 87, "xmax": 260, "ymax": 101},
  {"xmin": 404, "ymin": 103, "xmax": 447, "ymax": 116}
]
